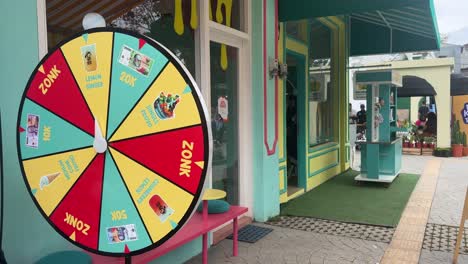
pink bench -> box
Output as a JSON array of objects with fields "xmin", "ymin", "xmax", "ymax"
[{"xmin": 90, "ymin": 205, "xmax": 248, "ymax": 264}]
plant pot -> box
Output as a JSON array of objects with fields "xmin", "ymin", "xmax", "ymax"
[
  {"xmin": 452, "ymin": 144, "xmax": 463, "ymax": 157},
  {"xmin": 463, "ymin": 147, "xmax": 468, "ymax": 156},
  {"xmin": 430, "ymin": 143, "xmax": 435, "ymax": 149},
  {"xmin": 403, "ymin": 141, "xmax": 409, "ymax": 148},
  {"xmin": 433, "ymin": 149, "xmax": 451, "ymax": 157},
  {"xmin": 416, "ymin": 142, "xmax": 422, "ymax": 148},
  {"xmin": 409, "ymin": 142, "xmax": 415, "ymax": 148}
]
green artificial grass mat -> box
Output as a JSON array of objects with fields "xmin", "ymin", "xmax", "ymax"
[{"xmin": 280, "ymin": 170, "xmax": 420, "ymax": 227}]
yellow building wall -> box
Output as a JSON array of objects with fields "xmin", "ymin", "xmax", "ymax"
[
  {"xmin": 304, "ymin": 17, "xmax": 348, "ymax": 192},
  {"xmin": 278, "ymin": 17, "xmax": 349, "ymax": 203},
  {"xmin": 411, "ymin": 96, "xmax": 423, "ymax": 123},
  {"xmin": 391, "ymin": 58, "xmax": 453, "ymax": 148}
]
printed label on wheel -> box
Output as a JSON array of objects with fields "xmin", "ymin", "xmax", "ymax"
[
  {"xmin": 17, "ymin": 28, "xmax": 210, "ymax": 257},
  {"xmin": 61, "ymin": 32, "xmax": 113, "ymax": 137}
]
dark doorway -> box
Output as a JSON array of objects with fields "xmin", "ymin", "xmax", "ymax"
[{"xmin": 285, "ymin": 53, "xmax": 305, "ymax": 195}]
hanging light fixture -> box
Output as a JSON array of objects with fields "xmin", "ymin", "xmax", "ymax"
[{"xmin": 82, "ymin": 13, "xmax": 106, "ymax": 30}]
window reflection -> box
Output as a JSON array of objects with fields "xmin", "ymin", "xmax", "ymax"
[{"xmin": 308, "ymin": 19, "xmax": 337, "ymax": 146}]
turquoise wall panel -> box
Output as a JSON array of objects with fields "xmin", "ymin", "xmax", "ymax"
[
  {"xmin": 366, "ymin": 144, "xmax": 380, "ymax": 179},
  {"xmin": 0, "ymin": 0, "xmax": 83, "ymax": 262},
  {"xmin": 252, "ymin": 0, "xmax": 280, "ymax": 222},
  {"xmin": 0, "ymin": 3, "xmax": 205, "ymax": 264}
]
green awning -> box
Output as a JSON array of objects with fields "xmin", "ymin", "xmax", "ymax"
[{"xmin": 279, "ymin": 0, "xmax": 440, "ymax": 56}]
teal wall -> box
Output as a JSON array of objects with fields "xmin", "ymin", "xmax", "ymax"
[
  {"xmin": 252, "ymin": 0, "xmax": 280, "ymax": 222},
  {"xmin": 0, "ymin": 0, "xmax": 279, "ymax": 262},
  {"xmin": 0, "ymin": 0, "xmax": 83, "ymax": 262},
  {"xmin": 0, "ymin": 1, "xmax": 201, "ymax": 263}
]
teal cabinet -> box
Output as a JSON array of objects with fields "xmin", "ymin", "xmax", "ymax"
[
  {"xmin": 360, "ymin": 139, "xmax": 402, "ymax": 180},
  {"xmin": 354, "ymin": 70, "xmax": 402, "ymax": 183}
]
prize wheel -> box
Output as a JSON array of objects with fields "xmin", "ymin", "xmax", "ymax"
[{"xmin": 16, "ymin": 28, "xmax": 211, "ymax": 256}]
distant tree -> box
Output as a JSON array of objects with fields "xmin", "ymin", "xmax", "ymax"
[
  {"xmin": 109, "ymin": 0, "xmax": 196, "ymax": 73},
  {"xmin": 110, "ymin": 0, "xmax": 164, "ymax": 34}
]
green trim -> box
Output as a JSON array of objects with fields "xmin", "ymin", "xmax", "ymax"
[
  {"xmin": 428, "ymin": 0, "xmax": 441, "ymax": 49},
  {"xmin": 286, "ymin": 49, "xmax": 307, "ymax": 190},
  {"xmin": 308, "ymin": 148, "xmax": 340, "ymax": 177},
  {"xmin": 279, "ymin": 1, "xmax": 439, "ymax": 55},
  {"xmin": 323, "ymin": 17, "xmax": 347, "ymax": 171},
  {"xmin": 309, "ymin": 142, "xmax": 339, "ymax": 153},
  {"xmin": 279, "ymin": 0, "xmax": 429, "ymax": 21},
  {"xmin": 279, "ymin": 24, "xmax": 287, "ymax": 164},
  {"xmin": 345, "ymin": 16, "xmax": 350, "ymax": 151},
  {"xmin": 286, "ymin": 49, "xmax": 307, "ymax": 59},
  {"xmin": 355, "ymin": 71, "xmax": 393, "ymax": 83},
  {"xmin": 309, "ymin": 162, "xmax": 340, "ymax": 178},
  {"xmin": 285, "ymin": 36, "xmax": 308, "ymax": 47},
  {"xmin": 309, "ymin": 146, "xmax": 340, "ymax": 159},
  {"xmin": 279, "ymin": 166, "xmax": 288, "ymax": 194},
  {"xmin": 346, "ymin": 145, "xmax": 350, "ymax": 163}
]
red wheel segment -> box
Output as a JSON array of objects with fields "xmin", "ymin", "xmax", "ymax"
[
  {"xmin": 110, "ymin": 125, "xmax": 205, "ymax": 194},
  {"xmin": 50, "ymin": 154, "xmax": 105, "ymax": 250},
  {"xmin": 26, "ymin": 49, "xmax": 94, "ymax": 135}
]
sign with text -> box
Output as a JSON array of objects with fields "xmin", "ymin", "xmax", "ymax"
[
  {"xmin": 17, "ymin": 29, "xmax": 210, "ymax": 257},
  {"xmin": 461, "ymin": 103, "xmax": 468, "ymax": 124},
  {"xmin": 354, "ymin": 83, "xmax": 371, "ymax": 100}
]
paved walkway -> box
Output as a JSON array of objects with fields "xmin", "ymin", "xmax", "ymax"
[
  {"xmin": 429, "ymin": 158, "xmax": 468, "ymax": 226},
  {"xmin": 186, "ymin": 223, "xmax": 387, "ymax": 264},
  {"xmin": 381, "ymin": 159, "xmax": 441, "ymax": 263},
  {"xmin": 185, "ymin": 154, "xmax": 468, "ymax": 263}
]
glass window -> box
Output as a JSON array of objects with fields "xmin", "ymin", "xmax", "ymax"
[
  {"xmin": 285, "ymin": 20, "xmax": 308, "ymax": 42},
  {"xmin": 308, "ymin": 19, "xmax": 337, "ymax": 146},
  {"xmin": 45, "ymin": 0, "xmax": 197, "ymax": 76},
  {"xmin": 111, "ymin": 0, "xmax": 197, "ymax": 75},
  {"xmin": 210, "ymin": 0, "xmax": 245, "ymax": 31},
  {"xmin": 210, "ymin": 42, "xmax": 239, "ymax": 205}
]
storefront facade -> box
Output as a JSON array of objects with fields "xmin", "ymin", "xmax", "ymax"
[
  {"xmin": 278, "ymin": 16, "xmax": 350, "ymax": 202},
  {"xmin": 277, "ymin": 0, "xmax": 440, "ymax": 201},
  {"xmin": 0, "ymin": 0, "xmax": 439, "ymax": 263}
]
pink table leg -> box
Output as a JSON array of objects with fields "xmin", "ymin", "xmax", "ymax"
[
  {"xmin": 233, "ymin": 217, "xmax": 238, "ymax": 256},
  {"xmin": 202, "ymin": 233, "xmax": 208, "ymax": 264},
  {"xmin": 202, "ymin": 200, "xmax": 208, "ymax": 264}
]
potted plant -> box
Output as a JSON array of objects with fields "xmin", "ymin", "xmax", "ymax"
[
  {"xmin": 452, "ymin": 120, "xmax": 463, "ymax": 157},
  {"xmin": 429, "ymin": 137, "xmax": 436, "ymax": 149},
  {"xmin": 403, "ymin": 136, "xmax": 409, "ymax": 148},
  {"xmin": 424, "ymin": 137, "xmax": 434, "ymax": 149},
  {"xmin": 434, "ymin": 147, "xmax": 452, "ymax": 157},
  {"xmin": 423, "ymin": 137, "xmax": 429, "ymax": 148},
  {"xmin": 408, "ymin": 135, "xmax": 415, "ymax": 148},
  {"xmin": 463, "ymin": 132, "xmax": 468, "ymax": 156},
  {"xmin": 415, "ymin": 139, "xmax": 422, "ymax": 149}
]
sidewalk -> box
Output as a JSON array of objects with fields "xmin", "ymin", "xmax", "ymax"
[{"xmin": 185, "ymin": 154, "xmax": 468, "ymax": 263}]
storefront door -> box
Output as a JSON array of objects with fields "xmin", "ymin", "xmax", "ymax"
[
  {"xmin": 210, "ymin": 41, "xmax": 240, "ymax": 205},
  {"xmin": 285, "ymin": 51, "xmax": 307, "ymax": 195},
  {"xmin": 199, "ymin": 0, "xmax": 252, "ymax": 213}
]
